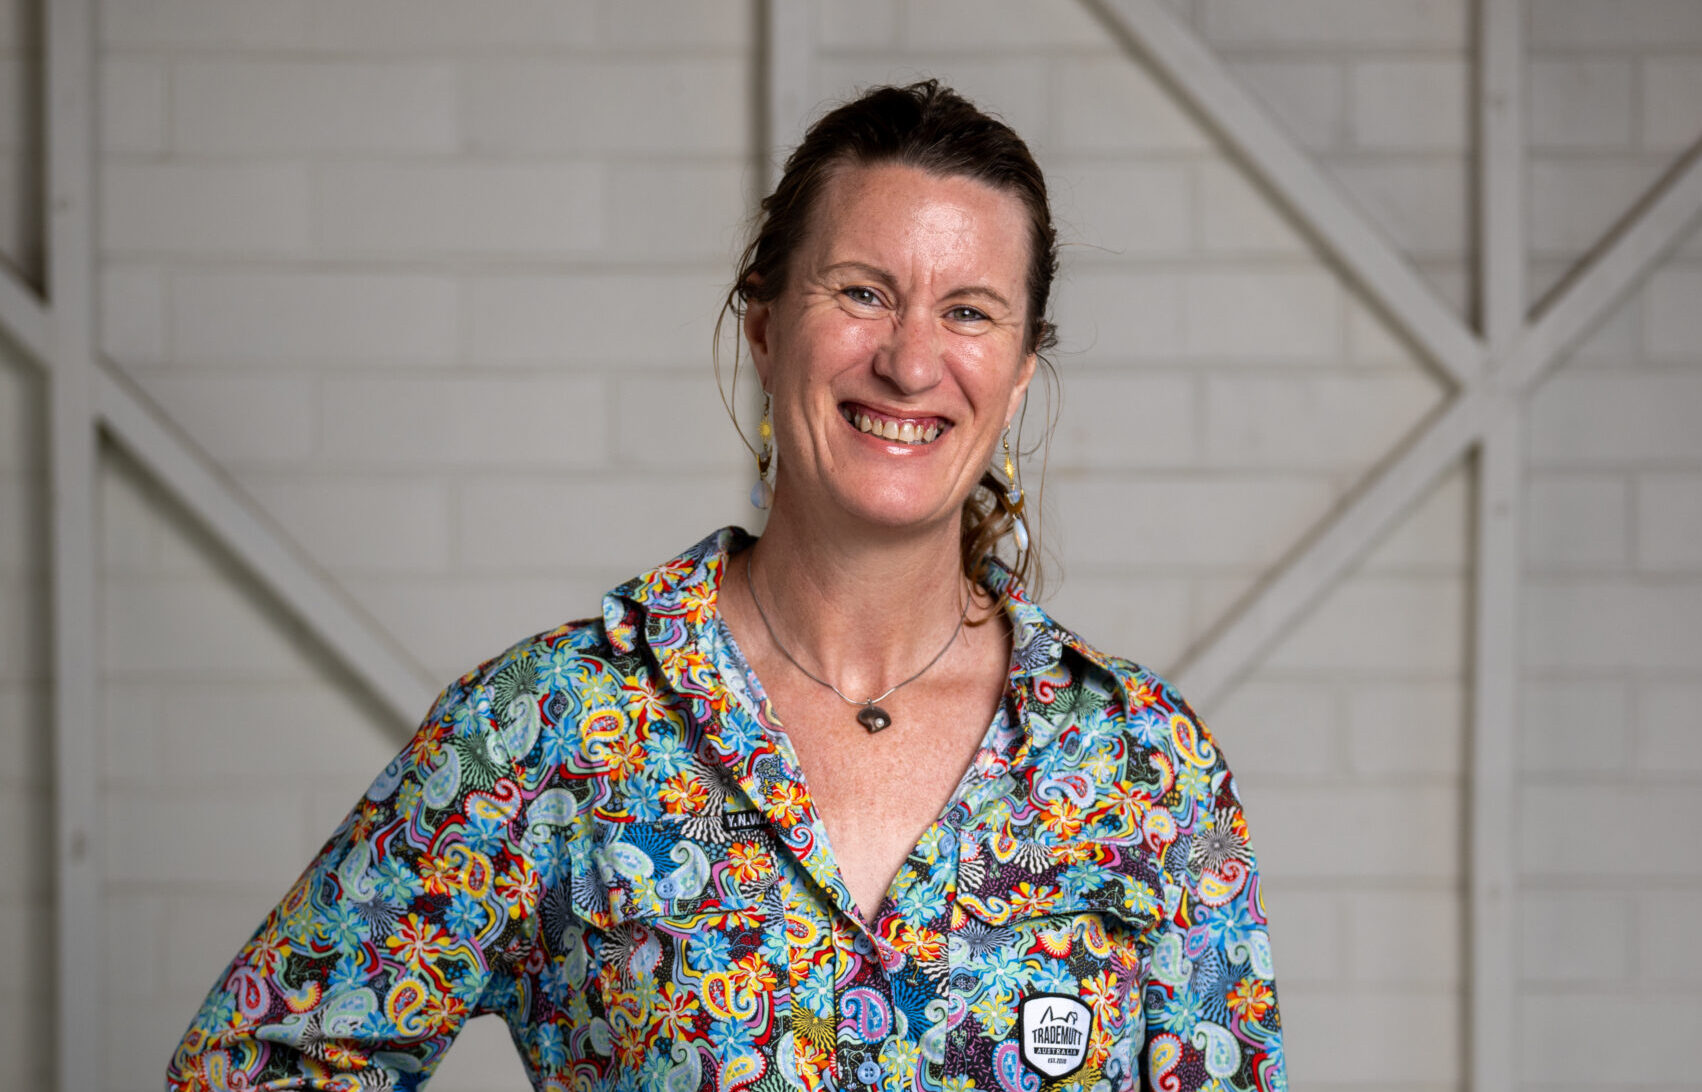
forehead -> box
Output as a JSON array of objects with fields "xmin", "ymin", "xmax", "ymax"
[{"xmin": 800, "ymin": 162, "xmax": 1031, "ymax": 286}]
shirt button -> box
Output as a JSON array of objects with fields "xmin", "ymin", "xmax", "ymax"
[
  {"xmin": 852, "ymin": 933, "xmax": 873, "ymax": 956},
  {"xmin": 856, "ymin": 1060, "xmax": 881, "ymax": 1084}
]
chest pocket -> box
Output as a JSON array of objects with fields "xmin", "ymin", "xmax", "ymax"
[
  {"xmin": 946, "ymin": 836, "xmax": 1162, "ymax": 1090},
  {"xmin": 561, "ymin": 815, "xmax": 788, "ymax": 1086}
]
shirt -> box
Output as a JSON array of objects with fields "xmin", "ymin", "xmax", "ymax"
[{"xmin": 167, "ymin": 526, "xmax": 1285, "ymax": 1092}]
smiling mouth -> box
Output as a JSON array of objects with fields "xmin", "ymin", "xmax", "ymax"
[{"xmin": 839, "ymin": 403, "xmax": 950, "ymax": 446}]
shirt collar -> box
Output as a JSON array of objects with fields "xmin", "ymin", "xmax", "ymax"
[{"xmin": 601, "ymin": 525, "xmax": 1116, "ymax": 688}]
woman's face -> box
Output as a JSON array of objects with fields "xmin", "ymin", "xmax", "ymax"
[{"xmin": 745, "ymin": 163, "xmax": 1038, "ymax": 538}]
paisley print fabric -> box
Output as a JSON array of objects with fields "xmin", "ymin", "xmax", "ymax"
[{"xmin": 167, "ymin": 526, "xmax": 1284, "ymax": 1092}]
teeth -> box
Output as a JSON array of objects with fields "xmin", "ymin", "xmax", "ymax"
[{"xmin": 845, "ymin": 406, "xmax": 945, "ymax": 445}]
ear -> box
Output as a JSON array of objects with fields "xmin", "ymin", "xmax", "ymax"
[
  {"xmin": 1005, "ymin": 351, "xmax": 1039, "ymax": 427},
  {"xmin": 743, "ymin": 289, "xmax": 774, "ymax": 389}
]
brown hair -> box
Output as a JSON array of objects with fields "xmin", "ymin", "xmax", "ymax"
[{"xmin": 718, "ymin": 79, "xmax": 1059, "ymax": 608}]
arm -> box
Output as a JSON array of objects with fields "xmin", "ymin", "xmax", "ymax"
[
  {"xmin": 1136, "ymin": 672, "xmax": 1286, "ymax": 1092},
  {"xmin": 166, "ymin": 673, "xmax": 543, "ymax": 1091}
]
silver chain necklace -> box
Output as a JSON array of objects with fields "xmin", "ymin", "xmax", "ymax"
[{"xmin": 743, "ymin": 551, "xmax": 970, "ymax": 733}]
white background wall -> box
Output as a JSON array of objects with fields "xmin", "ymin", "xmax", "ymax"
[{"xmin": 0, "ymin": 1, "xmax": 1698, "ymax": 1090}]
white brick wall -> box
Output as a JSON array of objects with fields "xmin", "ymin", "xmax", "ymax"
[{"xmin": 0, "ymin": 1, "xmax": 1696, "ymax": 1089}]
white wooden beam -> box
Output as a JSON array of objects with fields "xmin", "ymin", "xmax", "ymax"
[
  {"xmin": 1085, "ymin": 0, "xmax": 1485, "ymax": 388},
  {"xmin": 0, "ymin": 263, "xmax": 50, "ymax": 363},
  {"xmin": 763, "ymin": 0, "xmax": 816, "ymax": 191},
  {"xmin": 1469, "ymin": 5, "xmax": 1523, "ymax": 1090},
  {"xmin": 45, "ymin": 0, "xmax": 102, "ymax": 1087},
  {"xmin": 92, "ymin": 360, "xmax": 439, "ymax": 727}
]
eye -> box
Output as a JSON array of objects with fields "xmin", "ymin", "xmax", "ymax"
[
  {"xmin": 947, "ymin": 305, "xmax": 989, "ymax": 323},
  {"xmin": 843, "ymin": 286, "xmax": 882, "ymax": 307}
]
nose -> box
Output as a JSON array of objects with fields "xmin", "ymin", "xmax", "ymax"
[{"xmin": 872, "ymin": 305, "xmax": 944, "ymax": 394}]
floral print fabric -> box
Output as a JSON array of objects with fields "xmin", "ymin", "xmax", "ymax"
[{"xmin": 167, "ymin": 526, "xmax": 1284, "ymax": 1092}]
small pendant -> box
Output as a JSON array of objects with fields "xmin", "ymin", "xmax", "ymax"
[{"xmin": 857, "ymin": 704, "xmax": 892, "ymax": 733}]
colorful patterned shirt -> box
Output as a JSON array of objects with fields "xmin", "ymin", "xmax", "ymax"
[{"xmin": 168, "ymin": 526, "xmax": 1285, "ymax": 1092}]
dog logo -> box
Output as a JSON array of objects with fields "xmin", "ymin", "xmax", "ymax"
[{"xmin": 1018, "ymin": 993, "xmax": 1092, "ymax": 1078}]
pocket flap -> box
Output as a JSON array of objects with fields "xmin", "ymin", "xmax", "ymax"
[{"xmin": 954, "ymin": 836, "xmax": 1161, "ymax": 931}]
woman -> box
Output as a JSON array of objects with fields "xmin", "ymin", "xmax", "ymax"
[{"xmin": 168, "ymin": 81, "xmax": 1284, "ymax": 1092}]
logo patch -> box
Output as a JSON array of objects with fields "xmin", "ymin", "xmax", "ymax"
[
  {"xmin": 721, "ymin": 809, "xmax": 767, "ymax": 835},
  {"xmin": 1018, "ymin": 993, "xmax": 1092, "ymax": 1078}
]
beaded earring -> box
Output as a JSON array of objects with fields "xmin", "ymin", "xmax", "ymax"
[
  {"xmin": 750, "ymin": 393, "xmax": 774, "ymax": 509},
  {"xmin": 1001, "ymin": 428, "xmax": 1028, "ymax": 552}
]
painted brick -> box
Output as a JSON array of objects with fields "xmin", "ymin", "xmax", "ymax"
[
  {"xmin": 1521, "ymin": 996, "xmax": 1702, "ymax": 1084},
  {"xmin": 1195, "ymin": 160, "xmax": 1309, "ymax": 256},
  {"xmin": 1250, "ymin": 785, "xmax": 1458, "ymax": 880},
  {"xmin": 314, "ymin": 163, "xmax": 604, "ymax": 256},
  {"xmin": 0, "ymin": 365, "xmax": 42, "ymax": 472},
  {"xmin": 1040, "ymin": 574, "xmax": 1193, "ymax": 677},
  {"xmin": 98, "ymin": 58, "xmax": 166, "ymax": 154},
  {"xmin": 1182, "ymin": 270, "xmax": 1342, "ymax": 361},
  {"xmin": 244, "ymin": 477, "xmax": 452, "ymax": 573},
  {"xmin": 1346, "ymin": 890, "xmax": 1460, "ymax": 984},
  {"xmin": 1345, "ymin": 296, "xmax": 1423, "ymax": 367},
  {"xmin": 173, "ymin": 60, "xmax": 457, "ymax": 154},
  {"xmin": 157, "ymin": 683, "xmax": 398, "ymax": 785},
  {"xmin": 348, "ymin": 572, "xmax": 614, "ymax": 679},
  {"xmin": 899, "ymin": 0, "xmax": 1106, "ymax": 51},
  {"xmin": 1051, "ymin": 162, "xmax": 1193, "ymax": 258},
  {"xmin": 1278, "ymin": 987, "xmax": 1462, "ymax": 1083},
  {"xmin": 601, "ymin": 0, "xmax": 749, "ymax": 49},
  {"xmin": 100, "ymin": 265, "xmax": 167, "ymax": 365},
  {"xmin": 466, "ymin": 271, "xmax": 729, "ymax": 366},
  {"xmin": 1050, "ymin": 267, "xmax": 1185, "ymax": 359},
  {"xmin": 103, "ymin": 574, "xmax": 326, "ymax": 678},
  {"xmin": 0, "ymin": 477, "xmax": 42, "ymax": 574},
  {"xmin": 1519, "ymin": 677, "xmax": 1631, "ymax": 774},
  {"xmin": 1200, "ymin": 0, "xmax": 1468, "ymax": 47},
  {"xmin": 454, "ymin": 476, "xmax": 747, "ymax": 572},
  {"xmin": 105, "ymin": 992, "xmax": 213, "ymax": 1092},
  {"xmin": 1638, "ymin": 891, "xmax": 1702, "ymax": 981},
  {"xmin": 1529, "ymin": 373, "xmax": 1702, "ymax": 466},
  {"xmin": 0, "ymin": 157, "xmax": 40, "ymax": 287},
  {"xmin": 162, "ymin": 891, "xmax": 304, "ymax": 996},
  {"xmin": 1521, "ymin": 784, "xmax": 1702, "ymax": 877},
  {"xmin": 1048, "ymin": 475, "xmax": 1335, "ymax": 568},
  {"xmin": 1361, "ymin": 463, "xmax": 1468, "ymax": 572},
  {"xmin": 426, "ymin": 1014, "xmax": 537, "ymax": 1092},
  {"xmin": 173, "ymin": 271, "xmax": 457, "ymax": 366},
  {"xmin": 1636, "ymin": 472, "xmax": 1702, "ymax": 571},
  {"xmin": 1256, "ymin": 887, "xmax": 1343, "ymax": 986},
  {"xmin": 320, "ymin": 375, "xmax": 607, "ymax": 468},
  {"xmin": 1645, "ymin": 266, "xmax": 1702, "ymax": 360},
  {"xmin": 1638, "ymin": 682, "xmax": 1702, "ymax": 773},
  {"xmin": 1051, "ymin": 56, "xmax": 1211, "ymax": 153},
  {"xmin": 614, "ymin": 372, "xmax": 754, "ymax": 471},
  {"xmin": 101, "ymin": 680, "xmax": 162, "ymax": 789},
  {"xmin": 105, "ymin": 788, "xmax": 307, "ymax": 885},
  {"xmin": 1642, "ymin": 58, "xmax": 1702, "ymax": 152},
  {"xmin": 1332, "ymin": 160, "xmax": 1469, "ymax": 260},
  {"xmin": 1530, "ymin": 0, "xmax": 1702, "ymax": 48},
  {"xmin": 1221, "ymin": 60, "xmax": 1344, "ymax": 152},
  {"xmin": 1559, "ymin": 289, "xmax": 1640, "ymax": 364},
  {"xmin": 99, "ymin": 0, "xmax": 309, "ymax": 48},
  {"xmin": 605, "ymin": 162, "xmax": 746, "ymax": 260},
  {"xmin": 1207, "ymin": 677, "xmax": 1341, "ymax": 778},
  {"xmin": 1267, "ymin": 576, "xmax": 1466, "ymax": 674},
  {"xmin": 1518, "ymin": 890, "xmax": 1633, "ymax": 982},
  {"xmin": 1049, "ymin": 372, "xmax": 1197, "ymax": 469},
  {"xmin": 1349, "ymin": 60, "xmax": 1469, "ymax": 152},
  {"xmin": 1524, "ymin": 579, "xmax": 1702, "ymax": 671},
  {"xmin": 105, "ymin": 894, "xmax": 164, "ymax": 999},
  {"xmin": 99, "ymin": 454, "xmax": 163, "ymax": 573},
  {"xmin": 129, "ymin": 371, "xmax": 318, "ymax": 465},
  {"xmin": 0, "ymin": 577, "xmax": 48, "ymax": 682},
  {"xmin": 465, "ymin": 59, "xmax": 747, "ymax": 155},
  {"xmin": 815, "ymin": 59, "xmax": 1051, "ymax": 154},
  {"xmin": 1201, "ymin": 372, "xmax": 1438, "ymax": 469},
  {"xmin": 1528, "ymin": 59, "xmax": 1635, "ymax": 149},
  {"xmin": 1525, "ymin": 475, "xmax": 1630, "ymax": 569},
  {"xmin": 1344, "ymin": 681, "xmax": 1464, "ymax": 776},
  {"xmin": 1529, "ymin": 157, "xmax": 1668, "ymax": 254},
  {"xmin": 306, "ymin": 0, "xmax": 597, "ymax": 51},
  {"xmin": 0, "ymin": 683, "xmax": 47, "ymax": 789},
  {"xmin": 818, "ymin": 1, "xmax": 899, "ymax": 49},
  {"xmin": 101, "ymin": 163, "xmax": 311, "ymax": 256}
]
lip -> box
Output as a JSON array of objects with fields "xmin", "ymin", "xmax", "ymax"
[{"xmin": 838, "ymin": 401, "xmax": 953, "ymax": 447}]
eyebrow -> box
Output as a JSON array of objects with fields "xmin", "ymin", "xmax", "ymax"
[{"xmin": 819, "ymin": 260, "xmax": 1014, "ymax": 311}]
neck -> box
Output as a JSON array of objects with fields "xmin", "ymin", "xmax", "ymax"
[{"xmin": 736, "ymin": 498, "xmax": 986, "ymax": 698}]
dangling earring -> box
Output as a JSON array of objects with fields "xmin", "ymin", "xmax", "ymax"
[
  {"xmin": 750, "ymin": 392, "xmax": 774, "ymax": 510},
  {"xmin": 1001, "ymin": 428, "xmax": 1029, "ymax": 553}
]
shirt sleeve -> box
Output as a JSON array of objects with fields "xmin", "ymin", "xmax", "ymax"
[
  {"xmin": 1135, "ymin": 671, "xmax": 1286, "ymax": 1092},
  {"xmin": 166, "ymin": 672, "xmax": 544, "ymax": 1092}
]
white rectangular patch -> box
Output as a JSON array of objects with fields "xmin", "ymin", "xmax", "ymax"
[{"xmin": 1019, "ymin": 993, "xmax": 1092, "ymax": 1078}]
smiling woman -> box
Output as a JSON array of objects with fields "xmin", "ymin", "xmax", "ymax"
[{"xmin": 166, "ymin": 81, "xmax": 1286, "ymax": 1092}]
